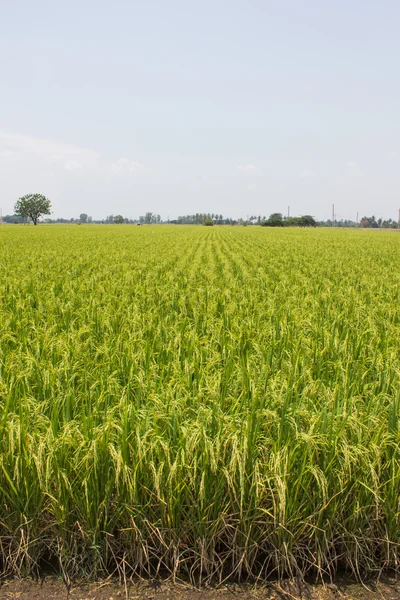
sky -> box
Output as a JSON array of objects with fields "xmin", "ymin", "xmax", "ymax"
[{"xmin": 1, "ymin": 0, "xmax": 400, "ymax": 221}]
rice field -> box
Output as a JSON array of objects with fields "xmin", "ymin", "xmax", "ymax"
[{"xmin": 0, "ymin": 224, "xmax": 400, "ymax": 583}]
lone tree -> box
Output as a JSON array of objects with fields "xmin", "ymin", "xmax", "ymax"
[{"xmin": 14, "ymin": 193, "xmax": 51, "ymax": 225}]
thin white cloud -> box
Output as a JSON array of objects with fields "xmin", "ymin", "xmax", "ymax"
[
  {"xmin": 237, "ymin": 163, "xmax": 261, "ymax": 173},
  {"xmin": 111, "ymin": 157, "xmax": 145, "ymax": 175},
  {"xmin": 300, "ymin": 169, "xmax": 313, "ymax": 178},
  {"xmin": 64, "ymin": 160, "xmax": 82, "ymax": 171},
  {"xmin": 0, "ymin": 149, "xmax": 16, "ymax": 159},
  {"xmin": 0, "ymin": 131, "xmax": 99, "ymax": 170},
  {"xmin": 0, "ymin": 132, "xmax": 145, "ymax": 177},
  {"xmin": 345, "ymin": 160, "xmax": 364, "ymax": 176}
]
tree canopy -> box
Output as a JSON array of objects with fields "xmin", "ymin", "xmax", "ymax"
[
  {"xmin": 262, "ymin": 213, "xmax": 284, "ymax": 227},
  {"xmin": 262, "ymin": 214, "xmax": 316, "ymax": 227},
  {"xmin": 14, "ymin": 194, "xmax": 51, "ymax": 225}
]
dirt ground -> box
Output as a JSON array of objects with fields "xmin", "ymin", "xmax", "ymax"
[{"xmin": 2, "ymin": 577, "xmax": 400, "ymax": 600}]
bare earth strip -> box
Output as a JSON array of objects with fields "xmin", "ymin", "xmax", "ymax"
[{"xmin": 2, "ymin": 578, "xmax": 400, "ymax": 600}]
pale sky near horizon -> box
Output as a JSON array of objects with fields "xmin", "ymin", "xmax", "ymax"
[{"xmin": 1, "ymin": 0, "xmax": 400, "ymax": 221}]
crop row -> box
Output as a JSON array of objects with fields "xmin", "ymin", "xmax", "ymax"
[{"xmin": 0, "ymin": 225, "xmax": 399, "ymax": 582}]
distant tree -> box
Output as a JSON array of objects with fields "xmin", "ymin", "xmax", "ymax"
[
  {"xmin": 360, "ymin": 215, "xmax": 378, "ymax": 228},
  {"xmin": 14, "ymin": 193, "xmax": 51, "ymax": 225},
  {"xmin": 204, "ymin": 218, "xmax": 214, "ymax": 226},
  {"xmin": 382, "ymin": 218, "xmax": 397, "ymax": 229},
  {"xmin": 3, "ymin": 214, "xmax": 28, "ymax": 224},
  {"xmin": 297, "ymin": 215, "xmax": 317, "ymax": 227},
  {"xmin": 145, "ymin": 212, "xmax": 153, "ymax": 224},
  {"xmin": 80, "ymin": 213, "xmax": 88, "ymax": 223},
  {"xmin": 114, "ymin": 215, "xmax": 124, "ymax": 224},
  {"xmin": 262, "ymin": 213, "xmax": 284, "ymax": 227},
  {"xmin": 284, "ymin": 216, "xmax": 301, "ymax": 227}
]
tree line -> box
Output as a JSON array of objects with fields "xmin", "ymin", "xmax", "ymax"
[{"xmin": 2, "ymin": 194, "xmax": 399, "ymax": 228}]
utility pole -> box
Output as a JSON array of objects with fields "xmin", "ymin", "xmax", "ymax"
[
  {"xmin": 356, "ymin": 212, "xmax": 358, "ymax": 228},
  {"xmin": 287, "ymin": 206, "xmax": 290, "ymax": 219},
  {"xmin": 332, "ymin": 204, "xmax": 335, "ymax": 227}
]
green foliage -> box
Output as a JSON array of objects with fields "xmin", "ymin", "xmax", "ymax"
[
  {"xmin": 297, "ymin": 214, "xmax": 317, "ymax": 227},
  {"xmin": 204, "ymin": 218, "xmax": 214, "ymax": 226},
  {"xmin": 114, "ymin": 215, "xmax": 124, "ymax": 224},
  {"xmin": 281, "ymin": 215, "xmax": 317, "ymax": 227},
  {"xmin": 0, "ymin": 226, "xmax": 400, "ymax": 581},
  {"xmin": 14, "ymin": 193, "xmax": 51, "ymax": 225},
  {"xmin": 361, "ymin": 215, "xmax": 379, "ymax": 228},
  {"xmin": 262, "ymin": 212, "xmax": 284, "ymax": 227},
  {"xmin": 2, "ymin": 214, "xmax": 28, "ymax": 224}
]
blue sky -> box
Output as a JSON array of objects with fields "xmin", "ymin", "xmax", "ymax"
[{"xmin": 1, "ymin": 0, "xmax": 400, "ymax": 221}]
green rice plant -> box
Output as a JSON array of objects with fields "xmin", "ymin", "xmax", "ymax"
[{"xmin": 0, "ymin": 224, "xmax": 400, "ymax": 582}]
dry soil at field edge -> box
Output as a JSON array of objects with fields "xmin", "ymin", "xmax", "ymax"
[{"xmin": 2, "ymin": 578, "xmax": 400, "ymax": 600}]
